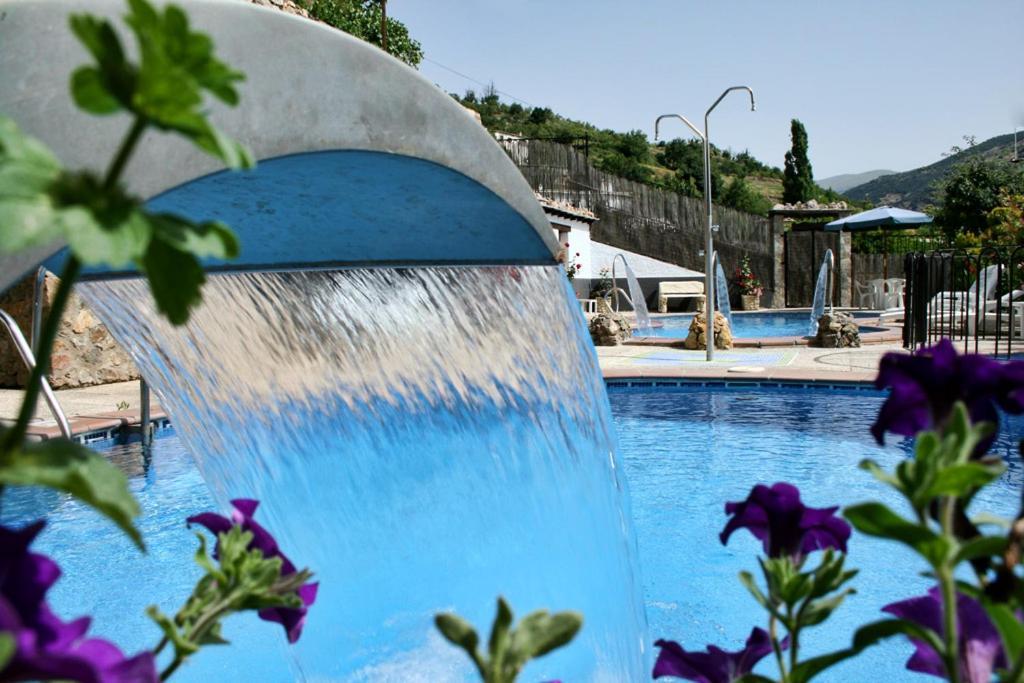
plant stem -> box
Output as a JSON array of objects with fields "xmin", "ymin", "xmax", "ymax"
[
  {"xmin": 939, "ymin": 495, "xmax": 961, "ymax": 683},
  {"xmin": 0, "ymin": 257, "xmax": 81, "ymax": 453},
  {"xmin": 769, "ymin": 613, "xmax": 789, "ymax": 683},
  {"xmin": 159, "ymin": 655, "xmax": 183, "ymax": 681},
  {"xmin": 787, "ymin": 605, "xmax": 800, "ymax": 674},
  {"xmin": 104, "ymin": 117, "xmax": 146, "ymax": 191}
]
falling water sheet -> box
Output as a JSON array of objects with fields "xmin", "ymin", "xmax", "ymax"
[{"xmin": 79, "ymin": 265, "xmax": 648, "ymax": 682}]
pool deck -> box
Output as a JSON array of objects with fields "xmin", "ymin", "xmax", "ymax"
[
  {"xmin": 0, "ymin": 339, "xmax": 906, "ymax": 442},
  {"xmin": 597, "ymin": 342, "xmax": 901, "ymax": 384}
]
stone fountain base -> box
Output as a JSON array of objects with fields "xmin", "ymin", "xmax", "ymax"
[
  {"xmin": 811, "ymin": 312, "xmax": 861, "ymax": 348},
  {"xmin": 683, "ymin": 312, "xmax": 733, "ymax": 350}
]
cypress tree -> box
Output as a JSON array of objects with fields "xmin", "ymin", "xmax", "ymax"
[{"xmin": 783, "ymin": 119, "xmax": 815, "ymax": 203}]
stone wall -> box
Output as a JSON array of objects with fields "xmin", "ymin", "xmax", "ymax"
[
  {"xmin": 0, "ymin": 273, "xmax": 139, "ymax": 389},
  {"xmin": 499, "ymin": 139, "xmax": 776, "ymax": 306}
]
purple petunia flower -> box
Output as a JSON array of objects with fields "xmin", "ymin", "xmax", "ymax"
[
  {"xmin": 653, "ymin": 627, "xmax": 777, "ymax": 683},
  {"xmin": 872, "ymin": 339, "xmax": 1024, "ymax": 454},
  {"xmin": 883, "ymin": 586, "xmax": 1007, "ymax": 683},
  {"xmin": 187, "ymin": 499, "xmax": 317, "ymax": 643},
  {"xmin": 720, "ymin": 482, "xmax": 851, "ymax": 563},
  {"xmin": 0, "ymin": 521, "xmax": 158, "ymax": 683}
]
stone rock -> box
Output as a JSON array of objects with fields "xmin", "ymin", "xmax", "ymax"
[
  {"xmin": 810, "ymin": 311, "xmax": 861, "ymax": 348},
  {"xmin": 683, "ymin": 311, "xmax": 733, "ymax": 350},
  {"xmin": 0, "ymin": 272, "xmax": 139, "ymax": 389},
  {"xmin": 589, "ymin": 312, "xmax": 632, "ymax": 346}
]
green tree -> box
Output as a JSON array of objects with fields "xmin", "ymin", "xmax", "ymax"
[
  {"xmin": 302, "ymin": 0, "xmax": 423, "ymax": 66},
  {"xmin": 594, "ymin": 152, "xmax": 652, "ymax": 183},
  {"xmin": 720, "ymin": 176, "xmax": 772, "ymax": 215},
  {"xmin": 528, "ymin": 106, "xmax": 553, "ymax": 125},
  {"xmin": 783, "ymin": 118, "xmax": 815, "ymax": 203},
  {"xmin": 617, "ymin": 130, "xmax": 650, "ymax": 162},
  {"xmin": 934, "ymin": 154, "xmax": 1024, "ymax": 239}
]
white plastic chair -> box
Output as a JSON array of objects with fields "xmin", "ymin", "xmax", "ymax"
[
  {"xmin": 854, "ymin": 281, "xmax": 877, "ymax": 309},
  {"xmin": 883, "ymin": 278, "xmax": 905, "ymax": 310}
]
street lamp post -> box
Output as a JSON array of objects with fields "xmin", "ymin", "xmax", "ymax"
[{"xmin": 656, "ymin": 87, "xmax": 755, "ymax": 361}]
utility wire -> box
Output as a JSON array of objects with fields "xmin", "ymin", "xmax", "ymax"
[{"xmin": 422, "ymin": 56, "xmax": 535, "ymax": 108}]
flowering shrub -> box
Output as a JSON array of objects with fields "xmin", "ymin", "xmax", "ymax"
[
  {"xmin": 563, "ymin": 242, "xmax": 583, "ymax": 281},
  {"xmin": 654, "ymin": 339, "xmax": 1024, "ymax": 682},
  {"xmin": 734, "ymin": 257, "xmax": 763, "ymax": 297}
]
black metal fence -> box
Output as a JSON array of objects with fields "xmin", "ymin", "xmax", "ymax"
[
  {"xmin": 853, "ymin": 231, "xmax": 950, "ymax": 255},
  {"xmin": 904, "ymin": 247, "xmax": 1024, "ymax": 357}
]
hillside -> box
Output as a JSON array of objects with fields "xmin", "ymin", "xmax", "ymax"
[
  {"xmin": 819, "ymin": 169, "xmax": 895, "ymax": 193},
  {"xmin": 845, "ymin": 133, "xmax": 1021, "ymax": 209},
  {"xmin": 454, "ymin": 91, "xmax": 846, "ymax": 215}
]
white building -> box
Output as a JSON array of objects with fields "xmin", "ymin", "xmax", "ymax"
[{"xmin": 537, "ymin": 194, "xmax": 703, "ymax": 308}]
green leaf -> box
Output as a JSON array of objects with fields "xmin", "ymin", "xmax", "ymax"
[
  {"xmin": 147, "ymin": 605, "xmax": 199, "ymax": 655},
  {"xmin": 983, "ymin": 602, "xmax": 1024, "ymax": 667},
  {"xmin": 799, "ymin": 588, "xmax": 855, "ymax": 628},
  {"xmin": 69, "ymin": 13, "xmax": 126, "ymax": 70},
  {"xmin": 435, "ymin": 613, "xmax": 480, "ymax": 655},
  {"xmin": 0, "ymin": 436, "xmax": 143, "ymax": 548},
  {"xmin": 71, "ymin": 67, "xmax": 122, "ymax": 114},
  {"xmin": 0, "ymin": 632, "xmax": 14, "ymax": 671},
  {"xmin": 844, "ymin": 502, "xmax": 949, "ymax": 566},
  {"xmin": 140, "ymin": 236, "xmax": 205, "ymax": 325},
  {"xmin": 60, "ymin": 205, "xmax": 152, "ymax": 267},
  {"xmin": 738, "ymin": 570, "xmax": 774, "ymax": 613},
  {"xmin": 148, "ymin": 213, "xmax": 239, "ymax": 260},
  {"xmin": 117, "ymin": 0, "xmax": 250, "ymax": 166},
  {"xmin": 507, "ymin": 609, "xmax": 582, "ymax": 660},
  {"xmin": 954, "ymin": 535, "xmax": 1007, "ymax": 565},
  {"xmin": 193, "ymin": 531, "xmax": 226, "ymax": 583},
  {"xmin": 860, "ymin": 458, "xmax": 899, "ymax": 488},
  {"xmin": 735, "ymin": 676, "xmax": 776, "ymax": 683},
  {"xmin": 927, "ymin": 462, "xmax": 1004, "ymax": 498},
  {"xmin": 488, "ymin": 597, "xmax": 513, "ymax": 664},
  {"xmin": 0, "ymin": 117, "xmax": 64, "ymax": 253}
]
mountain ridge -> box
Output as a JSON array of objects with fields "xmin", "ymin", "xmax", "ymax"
[
  {"xmin": 844, "ymin": 133, "xmax": 1021, "ymax": 209},
  {"xmin": 819, "ymin": 169, "xmax": 896, "ymax": 193}
]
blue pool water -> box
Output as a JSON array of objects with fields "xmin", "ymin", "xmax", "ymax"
[
  {"xmin": 3, "ymin": 384, "xmax": 1021, "ymax": 681},
  {"xmin": 609, "ymin": 383, "xmax": 1022, "ymax": 682},
  {"xmin": 641, "ymin": 311, "xmax": 885, "ymax": 339}
]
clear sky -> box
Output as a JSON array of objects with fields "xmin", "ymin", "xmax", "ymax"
[{"xmin": 395, "ymin": 0, "xmax": 1024, "ymax": 179}]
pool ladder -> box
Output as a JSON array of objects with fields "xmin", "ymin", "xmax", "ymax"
[
  {"xmin": 2, "ymin": 266, "xmax": 153, "ymax": 443},
  {"xmin": 0, "ymin": 306, "xmax": 72, "ymax": 439}
]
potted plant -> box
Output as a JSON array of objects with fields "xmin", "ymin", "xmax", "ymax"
[{"xmin": 734, "ymin": 257, "xmax": 763, "ymax": 310}]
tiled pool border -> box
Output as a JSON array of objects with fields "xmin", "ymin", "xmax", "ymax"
[
  {"xmin": 605, "ymin": 377, "xmax": 877, "ymax": 391},
  {"xmin": 19, "ymin": 374, "xmax": 876, "ymax": 445}
]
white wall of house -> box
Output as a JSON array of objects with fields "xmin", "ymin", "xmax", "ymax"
[{"xmin": 550, "ymin": 217, "xmax": 593, "ymax": 280}]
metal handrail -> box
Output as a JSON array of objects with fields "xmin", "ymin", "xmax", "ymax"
[{"xmin": 0, "ymin": 309, "xmax": 72, "ymax": 438}]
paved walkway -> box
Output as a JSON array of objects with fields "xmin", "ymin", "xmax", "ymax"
[
  {"xmin": 597, "ymin": 342, "xmax": 903, "ymax": 383},
  {"xmin": 0, "ymin": 380, "xmax": 166, "ymax": 441}
]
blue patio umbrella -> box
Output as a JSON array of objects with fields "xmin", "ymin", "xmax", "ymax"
[
  {"xmin": 824, "ymin": 206, "xmax": 933, "ymax": 231},
  {"xmin": 824, "ymin": 206, "xmax": 933, "ymax": 279}
]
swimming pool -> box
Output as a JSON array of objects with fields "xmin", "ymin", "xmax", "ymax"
[
  {"xmin": 3, "ymin": 384, "xmax": 1020, "ymax": 681},
  {"xmin": 639, "ymin": 310, "xmax": 885, "ymax": 339}
]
